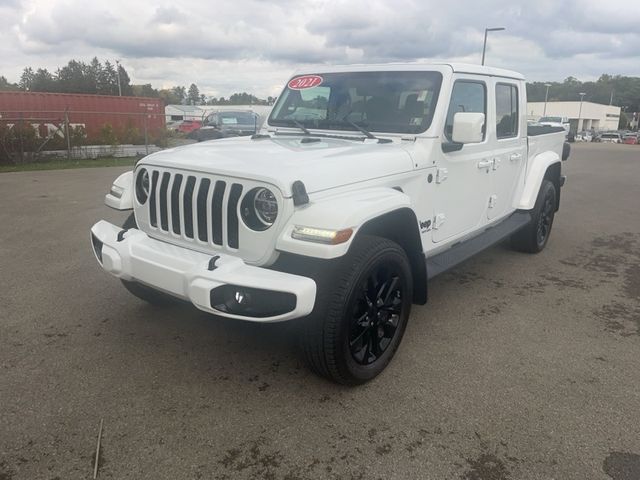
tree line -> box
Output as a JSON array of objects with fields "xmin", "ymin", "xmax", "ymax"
[
  {"xmin": 527, "ymin": 74, "xmax": 640, "ymax": 124},
  {"xmin": 2, "ymin": 58, "xmax": 639, "ymax": 115},
  {"xmin": 0, "ymin": 58, "xmax": 274, "ymax": 106}
]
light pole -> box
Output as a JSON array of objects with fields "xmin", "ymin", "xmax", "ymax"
[
  {"xmin": 543, "ymin": 83, "xmax": 552, "ymax": 116},
  {"xmin": 481, "ymin": 27, "xmax": 506, "ymax": 65},
  {"xmin": 577, "ymin": 92, "xmax": 586, "ymax": 132},
  {"xmin": 115, "ymin": 60, "xmax": 122, "ymax": 96}
]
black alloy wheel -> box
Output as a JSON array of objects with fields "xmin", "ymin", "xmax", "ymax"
[
  {"xmin": 348, "ymin": 265, "xmax": 404, "ymax": 365},
  {"xmin": 300, "ymin": 234, "xmax": 413, "ymax": 385},
  {"xmin": 536, "ymin": 190, "xmax": 555, "ymax": 247}
]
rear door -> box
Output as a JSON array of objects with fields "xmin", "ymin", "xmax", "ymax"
[
  {"xmin": 487, "ymin": 80, "xmax": 526, "ymax": 221},
  {"xmin": 432, "ymin": 76, "xmax": 493, "ymax": 243}
]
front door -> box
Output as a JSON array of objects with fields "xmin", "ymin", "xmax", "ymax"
[{"xmin": 432, "ymin": 77, "xmax": 492, "ymax": 243}]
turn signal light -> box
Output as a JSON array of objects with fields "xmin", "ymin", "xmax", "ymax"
[{"xmin": 291, "ymin": 226, "xmax": 353, "ymax": 245}]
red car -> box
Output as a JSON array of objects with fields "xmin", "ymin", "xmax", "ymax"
[
  {"xmin": 623, "ymin": 134, "xmax": 639, "ymax": 145},
  {"xmin": 177, "ymin": 120, "xmax": 202, "ymax": 134}
]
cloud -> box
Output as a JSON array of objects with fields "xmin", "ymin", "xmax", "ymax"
[{"xmin": 1, "ymin": 0, "xmax": 638, "ymax": 97}]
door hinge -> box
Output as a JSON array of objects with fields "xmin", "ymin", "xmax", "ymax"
[
  {"xmin": 488, "ymin": 195, "xmax": 498, "ymax": 209},
  {"xmin": 436, "ymin": 168, "xmax": 448, "ymax": 183},
  {"xmin": 433, "ymin": 213, "xmax": 446, "ymax": 229}
]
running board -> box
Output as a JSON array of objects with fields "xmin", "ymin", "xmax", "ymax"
[{"xmin": 426, "ymin": 212, "xmax": 532, "ymax": 279}]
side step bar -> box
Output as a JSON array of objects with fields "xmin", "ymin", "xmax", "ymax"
[{"xmin": 426, "ymin": 211, "xmax": 532, "ymax": 279}]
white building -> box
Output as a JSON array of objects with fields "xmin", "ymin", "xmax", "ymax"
[
  {"xmin": 165, "ymin": 104, "xmax": 273, "ymax": 124},
  {"xmin": 527, "ymin": 101, "xmax": 621, "ymax": 132},
  {"xmin": 165, "ymin": 105, "xmax": 208, "ymax": 123}
]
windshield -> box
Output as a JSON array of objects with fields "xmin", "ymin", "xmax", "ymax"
[
  {"xmin": 268, "ymin": 71, "xmax": 443, "ymax": 134},
  {"xmin": 539, "ymin": 117, "xmax": 563, "ymax": 123}
]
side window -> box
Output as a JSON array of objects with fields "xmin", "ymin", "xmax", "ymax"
[
  {"xmin": 496, "ymin": 83, "xmax": 519, "ymax": 139},
  {"xmin": 444, "ymin": 81, "xmax": 486, "ymax": 141}
]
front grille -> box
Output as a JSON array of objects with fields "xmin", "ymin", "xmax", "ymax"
[{"xmin": 145, "ymin": 169, "xmax": 243, "ymax": 249}]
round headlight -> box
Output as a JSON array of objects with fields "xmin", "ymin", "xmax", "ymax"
[
  {"xmin": 241, "ymin": 187, "xmax": 278, "ymax": 231},
  {"xmin": 254, "ymin": 188, "xmax": 278, "ymax": 225},
  {"xmin": 135, "ymin": 168, "xmax": 149, "ymax": 204}
]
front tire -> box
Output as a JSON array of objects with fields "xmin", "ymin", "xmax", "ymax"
[
  {"xmin": 511, "ymin": 179, "xmax": 557, "ymax": 253},
  {"xmin": 301, "ymin": 235, "xmax": 413, "ymax": 385}
]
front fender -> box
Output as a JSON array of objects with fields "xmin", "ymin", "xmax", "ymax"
[
  {"xmin": 104, "ymin": 171, "xmax": 134, "ymax": 210},
  {"xmin": 276, "ymin": 187, "xmax": 411, "ymax": 259},
  {"xmin": 517, "ymin": 152, "xmax": 560, "ymax": 210}
]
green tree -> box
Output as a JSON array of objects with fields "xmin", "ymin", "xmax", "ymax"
[
  {"xmin": 187, "ymin": 83, "xmax": 200, "ymax": 105},
  {"xmin": 132, "ymin": 84, "xmax": 159, "ymax": 97},
  {"xmin": 0, "ymin": 76, "xmax": 19, "ymax": 91},
  {"xmin": 19, "ymin": 67, "xmax": 35, "ymax": 90}
]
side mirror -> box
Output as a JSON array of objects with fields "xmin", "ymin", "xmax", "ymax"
[{"xmin": 452, "ymin": 112, "xmax": 485, "ymax": 144}]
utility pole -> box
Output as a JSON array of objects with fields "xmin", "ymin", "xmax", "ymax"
[
  {"xmin": 609, "ymin": 89, "xmax": 614, "ymax": 105},
  {"xmin": 115, "ymin": 60, "xmax": 122, "ymax": 96},
  {"xmin": 578, "ymin": 92, "xmax": 586, "ymax": 132},
  {"xmin": 543, "ymin": 83, "xmax": 552, "ymax": 116},
  {"xmin": 481, "ymin": 27, "xmax": 505, "ymax": 65}
]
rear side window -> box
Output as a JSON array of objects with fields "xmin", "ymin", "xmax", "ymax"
[
  {"xmin": 444, "ymin": 81, "xmax": 486, "ymax": 140},
  {"xmin": 496, "ymin": 83, "xmax": 519, "ymax": 139}
]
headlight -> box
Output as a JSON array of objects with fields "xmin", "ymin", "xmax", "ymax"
[
  {"xmin": 135, "ymin": 168, "xmax": 149, "ymax": 204},
  {"xmin": 241, "ymin": 187, "xmax": 278, "ymax": 230}
]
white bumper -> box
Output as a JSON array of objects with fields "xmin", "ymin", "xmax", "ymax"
[{"xmin": 90, "ymin": 220, "xmax": 316, "ymax": 322}]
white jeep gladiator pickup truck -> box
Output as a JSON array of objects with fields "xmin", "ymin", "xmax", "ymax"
[{"xmin": 91, "ymin": 63, "xmax": 569, "ymax": 385}]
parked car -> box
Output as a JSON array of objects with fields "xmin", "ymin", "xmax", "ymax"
[
  {"xmin": 575, "ymin": 131, "xmax": 593, "ymax": 142},
  {"xmin": 188, "ymin": 111, "xmax": 260, "ymax": 142},
  {"xmin": 622, "ymin": 134, "xmax": 638, "ymax": 145},
  {"xmin": 598, "ymin": 132, "xmax": 622, "ymax": 143},
  {"xmin": 92, "ymin": 62, "xmax": 569, "ymax": 385},
  {"xmin": 176, "ymin": 119, "xmax": 202, "ymax": 134}
]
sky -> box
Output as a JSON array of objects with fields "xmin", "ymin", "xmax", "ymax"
[{"xmin": 1, "ymin": 0, "xmax": 639, "ymax": 98}]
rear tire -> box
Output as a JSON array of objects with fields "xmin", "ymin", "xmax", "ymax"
[
  {"xmin": 301, "ymin": 235, "xmax": 413, "ymax": 385},
  {"xmin": 119, "ymin": 213, "xmax": 176, "ymax": 305},
  {"xmin": 511, "ymin": 179, "xmax": 557, "ymax": 253}
]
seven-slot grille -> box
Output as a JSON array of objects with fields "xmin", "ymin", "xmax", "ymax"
[{"xmin": 145, "ymin": 169, "xmax": 243, "ymax": 249}]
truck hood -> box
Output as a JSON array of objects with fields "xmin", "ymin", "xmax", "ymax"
[{"xmin": 140, "ymin": 135, "xmax": 414, "ymax": 196}]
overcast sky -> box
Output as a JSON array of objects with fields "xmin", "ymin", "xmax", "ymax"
[{"xmin": 1, "ymin": 0, "xmax": 639, "ymax": 97}]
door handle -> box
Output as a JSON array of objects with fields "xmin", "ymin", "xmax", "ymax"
[
  {"xmin": 477, "ymin": 159, "xmax": 492, "ymax": 170},
  {"xmin": 510, "ymin": 153, "xmax": 523, "ymax": 162}
]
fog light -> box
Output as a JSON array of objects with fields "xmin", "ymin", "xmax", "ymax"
[
  {"xmin": 91, "ymin": 233, "xmax": 103, "ymax": 263},
  {"xmin": 210, "ymin": 285, "xmax": 296, "ymax": 318}
]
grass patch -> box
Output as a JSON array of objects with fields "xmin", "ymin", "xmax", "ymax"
[{"xmin": 0, "ymin": 157, "xmax": 137, "ymax": 173}]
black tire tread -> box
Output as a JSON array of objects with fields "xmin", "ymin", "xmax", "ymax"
[
  {"xmin": 511, "ymin": 179, "xmax": 556, "ymax": 253},
  {"xmin": 301, "ymin": 235, "xmax": 411, "ymax": 384}
]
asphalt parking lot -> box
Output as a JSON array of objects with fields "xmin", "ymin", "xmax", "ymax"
[{"xmin": 1, "ymin": 143, "xmax": 639, "ymax": 480}]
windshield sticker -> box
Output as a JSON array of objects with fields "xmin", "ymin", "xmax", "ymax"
[{"xmin": 288, "ymin": 75, "xmax": 324, "ymax": 90}]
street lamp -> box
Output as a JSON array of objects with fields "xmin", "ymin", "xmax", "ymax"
[
  {"xmin": 481, "ymin": 27, "xmax": 506, "ymax": 65},
  {"xmin": 115, "ymin": 59, "xmax": 122, "ymax": 97},
  {"xmin": 543, "ymin": 83, "xmax": 552, "ymax": 116},
  {"xmin": 577, "ymin": 92, "xmax": 586, "ymax": 132}
]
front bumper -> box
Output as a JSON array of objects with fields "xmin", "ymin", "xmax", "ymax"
[{"xmin": 90, "ymin": 220, "xmax": 316, "ymax": 322}]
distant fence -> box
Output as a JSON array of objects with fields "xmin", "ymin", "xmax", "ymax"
[{"xmin": 0, "ymin": 109, "xmax": 167, "ymax": 164}]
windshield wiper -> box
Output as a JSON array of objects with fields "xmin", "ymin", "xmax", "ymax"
[
  {"xmin": 338, "ymin": 113, "xmax": 392, "ymax": 143},
  {"xmin": 291, "ymin": 119, "xmax": 311, "ymax": 135},
  {"xmin": 342, "ymin": 117, "xmax": 376, "ymax": 139}
]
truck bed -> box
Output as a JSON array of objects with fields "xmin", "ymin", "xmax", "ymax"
[{"xmin": 527, "ymin": 126, "xmax": 566, "ymax": 163}]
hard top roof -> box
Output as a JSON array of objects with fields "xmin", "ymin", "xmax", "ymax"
[{"xmin": 294, "ymin": 62, "xmax": 525, "ymax": 81}]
